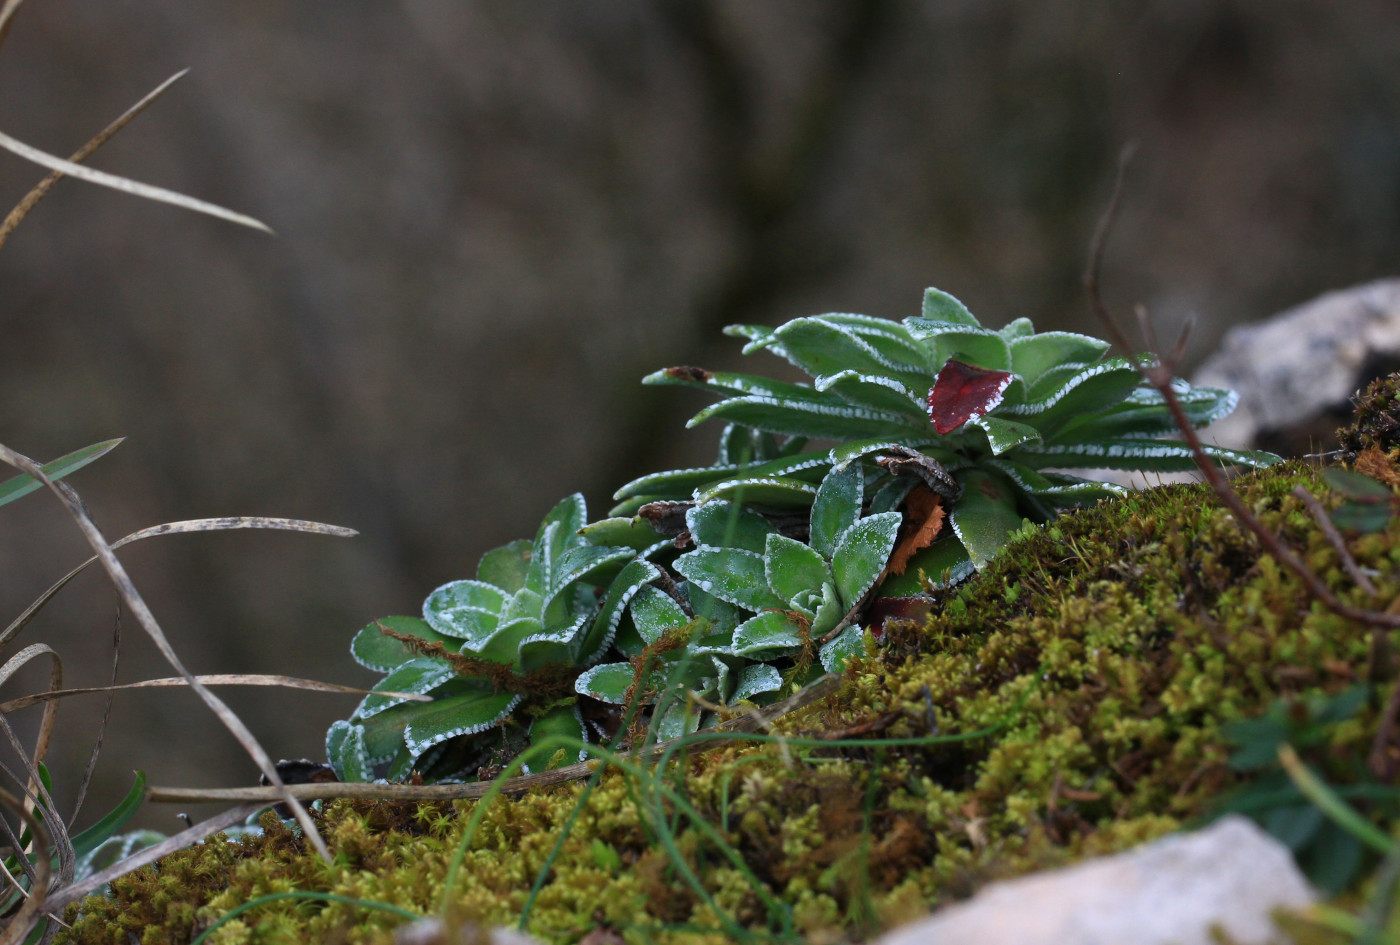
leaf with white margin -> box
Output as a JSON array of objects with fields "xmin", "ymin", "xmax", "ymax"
[
  {"xmin": 809, "ymin": 463, "xmax": 862, "ymax": 559},
  {"xmin": 730, "ymin": 663, "xmax": 784, "ymax": 703},
  {"xmin": 523, "ymin": 703, "xmax": 589, "ymax": 771},
  {"xmin": 351, "ymin": 615, "xmax": 460, "ymax": 672},
  {"xmin": 688, "ymin": 394, "xmax": 928, "ymax": 441},
  {"xmin": 652, "ymin": 699, "xmax": 704, "ymax": 742},
  {"xmin": 950, "ymin": 469, "xmax": 1025, "ymax": 570},
  {"xmin": 815, "ymin": 313, "xmax": 932, "ymax": 369},
  {"xmin": 919, "ymin": 287, "xmax": 980, "ymax": 326},
  {"xmin": 828, "ymin": 437, "xmax": 957, "ymax": 473},
  {"xmin": 326, "ymin": 721, "xmax": 370, "ymax": 783},
  {"xmin": 574, "ymin": 557, "xmax": 660, "ymax": 665},
  {"xmin": 352, "ymin": 658, "xmax": 456, "ymax": 721},
  {"xmin": 517, "ymin": 611, "xmax": 592, "ymax": 673},
  {"xmin": 683, "ymin": 581, "xmax": 747, "ymax": 639},
  {"xmin": 819, "ymin": 623, "xmax": 868, "ymax": 672},
  {"xmin": 687, "ymin": 500, "xmax": 778, "ymax": 553},
  {"xmin": 831, "ymin": 511, "xmax": 902, "ymax": 607},
  {"xmin": 998, "ymin": 316, "xmax": 1035, "ymax": 340},
  {"xmin": 967, "ymin": 414, "xmax": 1043, "ymax": 455},
  {"xmin": 1008, "ymin": 331, "xmax": 1110, "ymax": 386},
  {"xmin": 730, "ymin": 610, "xmax": 807, "ymax": 660},
  {"xmin": 695, "ymin": 476, "xmax": 820, "ymax": 509},
  {"xmin": 814, "ymin": 370, "xmax": 928, "ymax": 418},
  {"xmin": 809, "ymin": 581, "xmax": 845, "ymax": 638},
  {"xmin": 477, "ymin": 539, "xmax": 532, "ymax": 594},
  {"xmin": 996, "ymin": 358, "xmax": 1144, "ymax": 434},
  {"xmin": 765, "ymin": 318, "xmax": 930, "ymax": 391},
  {"xmin": 630, "ymin": 584, "xmax": 691, "ymax": 646},
  {"xmin": 674, "ymin": 546, "xmax": 789, "ymax": 613},
  {"xmin": 422, "ymin": 579, "xmax": 506, "ymax": 644},
  {"xmin": 470, "ymin": 614, "xmax": 541, "ymax": 666},
  {"xmin": 402, "ymin": 684, "xmax": 524, "ymax": 758},
  {"xmin": 763, "ymin": 533, "xmax": 832, "ymax": 609},
  {"xmin": 1017, "ymin": 439, "xmax": 1280, "ymax": 472},
  {"xmin": 576, "ymin": 661, "xmax": 642, "ymax": 704}
]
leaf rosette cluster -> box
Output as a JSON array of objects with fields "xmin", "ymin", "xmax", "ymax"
[{"xmin": 327, "ymin": 288, "xmax": 1278, "ymax": 782}]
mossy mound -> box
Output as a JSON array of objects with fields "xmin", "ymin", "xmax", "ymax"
[
  {"xmin": 1340, "ymin": 373, "xmax": 1400, "ymax": 461},
  {"xmin": 59, "ymin": 458, "xmax": 1400, "ymax": 944}
]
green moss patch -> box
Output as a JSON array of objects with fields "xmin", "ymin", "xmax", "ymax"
[{"xmin": 59, "ymin": 458, "xmax": 1399, "ymax": 944}]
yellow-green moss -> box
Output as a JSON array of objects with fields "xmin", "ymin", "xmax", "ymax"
[{"xmin": 58, "ymin": 458, "xmax": 1400, "ymax": 944}]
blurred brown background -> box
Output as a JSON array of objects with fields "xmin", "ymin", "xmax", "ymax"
[{"xmin": 0, "ymin": 1, "xmax": 1397, "ymax": 833}]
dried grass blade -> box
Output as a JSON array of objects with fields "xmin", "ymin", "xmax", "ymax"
[
  {"xmin": 0, "ymin": 786, "xmax": 54, "ymax": 945},
  {"xmin": 69, "ymin": 611, "xmax": 120, "ymax": 826},
  {"xmin": 0, "ymin": 644, "xmax": 62, "ymax": 826},
  {"xmin": 2, "ymin": 516, "xmax": 357, "ymax": 651},
  {"xmin": 0, "ymin": 0, "xmax": 23, "ymax": 55},
  {"xmin": 0, "ymin": 674, "xmax": 432, "ymax": 713},
  {"xmin": 38, "ymin": 802, "xmax": 263, "ymax": 915},
  {"xmin": 0, "ymin": 128, "xmax": 273, "ymax": 234},
  {"xmin": 0, "ymin": 444, "xmax": 330, "ymax": 861},
  {"xmin": 0, "ymin": 70, "xmax": 188, "ymax": 251}
]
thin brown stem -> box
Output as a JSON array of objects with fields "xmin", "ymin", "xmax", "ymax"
[{"xmin": 1294, "ymin": 485, "xmax": 1379, "ymax": 596}]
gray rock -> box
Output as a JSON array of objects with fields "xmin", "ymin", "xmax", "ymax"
[
  {"xmin": 1193, "ymin": 278, "xmax": 1400, "ymax": 450},
  {"xmin": 870, "ymin": 815, "xmax": 1314, "ymax": 945}
]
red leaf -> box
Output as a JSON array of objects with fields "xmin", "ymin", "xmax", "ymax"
[{"xmin": 926, "ymin": 360, "xmax": 1014, "ymax": 434}]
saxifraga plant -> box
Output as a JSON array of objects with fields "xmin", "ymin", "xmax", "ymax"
[{"xmin": 327, "ymin": 287, "xmax": 1277, "ymax": 783}]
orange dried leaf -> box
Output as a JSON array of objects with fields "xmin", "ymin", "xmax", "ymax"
[{"xmin": 886, "ymin": 486, "xmax": 946, "ymax": 577}]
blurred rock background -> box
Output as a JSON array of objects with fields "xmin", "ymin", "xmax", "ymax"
[{"xmin": 0, "ymin": 1, "xmax": 1397, "ymax": 831}]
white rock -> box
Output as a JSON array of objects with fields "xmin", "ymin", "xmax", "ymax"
[
  {"xmin": 1193, "ymin": 277, "xmax": 1400, "ymax": 448},
  {"xmin": 871, "ymin": 815, "xmax": 1314, "ymax": 945}
]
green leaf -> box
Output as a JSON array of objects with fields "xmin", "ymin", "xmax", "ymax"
[
  {"xmin": 578, "ymin": 516, "xmax": 668, "ymax": 551},
  {"xmin": 575, "ymin": 558, "xmax": 660, "ymax": 664},
  {"xmin": 997, "ymin": 358, "xmax": 1144, "ymax": 434},
  {"xmin": 477, "ymin": 539, "xmax": 533, "ymax": 594},
  {"xmin": 548, "ymin": 544, "xmax": 633, "ymax": 601},
  {"xmin": 1058, "ymin": 384, "xmax": 1239, "ymax": 440},
  {"xmin": 731, "ymin": 611, "xmax": 806, "ymax": 660},
  {"xmin": 998, "ymin": 317, "xmax": 1035, "ymax": 340},
  {"xmin": 643, "ymin": 366, "xmax": 819, "ymax": 402},
  {"xmin": 831, "ymin": 512, "xmax": 902, "ymax": 607},
  {"xmin": 919, "ymin": 287, "xmax": 980, "ymax": 326},
  {"xmin": 730, "ymin": 663, "xmax": 784, "ymax": 703},
  {"xmin": 575, "ymin": 661, "xmax": 640, "ymax": 704},
  {"xmin": 422, "ymin": 580, "xmax": 506, "ymax": 645},
  {"xmin": 764, "ymin": 319, "xmax": 930, "ymax": 390},
  {"xmin": 1323, "ymin": 467, "xmax": 1393, "ymax": 502},
  {"xmin": 827, "ymin": 437, "xmax": 957, "ymax": 473},
  {"xmin": 70, "ymin": 771, "xmax": 146, "ymax": 861},
  {"xmin": 353, "ymin": 658, "xmax": 456, "ymax": 720},
  {"xmin": 689, "ymin": 395, "xmax": 928, "ymax": 441},
  {"xmin": 326, "ymin": 721, "xmax": 371, "ymax": 782},
  {"xmin": 351, "ymin": 615, "xmax": 460, "ymax": 672},
  {"xmin": 517, "ymin": 612, "xmax": 592, "ymax": 673},
  {"xmin": 809, "ymin": 581, "xmax": 844, "ymax": 637},
  {"xmin": 684, "ymin": 582, "xmax": 747, "ymax": 638},
  {"xmin": 819, "ymin": 623, "xmax": 867, "ymax": 672},
  {"xmin": 630, "ymin": 584, "xmax": 691, "ymax": 645},
  {"xmin": 695, "ymin": 476, "xmax": 821, "ymax": 508},
  {"xmin": 470, "ymin": 614, "xmax": 542, "ymax": 667},
  {"xmin": 613, "ymin": 451, "xmax": 829, "ymax": 502},
  {"xmin": 950, "ymin": 469, "xmax": 1025, "ymax": 569},
  {"xmin": 981, "ymin": 459, "xmax": 1127, "ymax": 507},
  {"xmin": 876, "ymin": 534, "xmax": 973, "ymax": 595},
  {"xmin": 967, "ymin": 414, "xmax": 1043, "ymax": 455},
  {"xmin": 402, "ymin": 686, "xmax": 524, "ymax": 757},
  {"xmin": 1008, "ymin": 332, "xmax": 1110, "ymax": 386},
  {"xmin": 908, "ymin": 325, "xmax": 1013, "ymax": 372},
  {"xmin": 653, "ymin": 699, "xmax": 704, "ymax": 741},
  {"xmin": 763, "ymin": 533, "xmax": 833, "ymax": 607},
  {"xmin": 810, "ymin": 463, "xmax": 863, "ymax": 558},
  {"xmin": 0, "ymin": 438, "xmax": 122, "ymax": 510},
  {"xmin": 813, "ymin": 370, "xmax": 928, "ymax": 418},
  {"xmin": 1016, "ymin": 439, "xmax": 1281, "ymax": 472},
  {"xmin": 687, "ymin": 500, "xmax": 777, "ymax": 553},
  {"xmin": 674, "ymin": 547, "xmax": 789, "ymax": 613},
  {"xmin": 525, "ymin": 704, "xmax": 588, "ymax": 770},
  {"xmin": 816, "ymin": 313, "xmax": 932, "ymax": 369}
]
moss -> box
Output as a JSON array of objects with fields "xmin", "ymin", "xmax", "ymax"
[
  {"xmin": 57, "ymin": 457, "xmax": 1400, "ymax": 944},
  {"xmin": 1339, "ymin": 373, "xmax": 1400, "ymax": 461}
]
